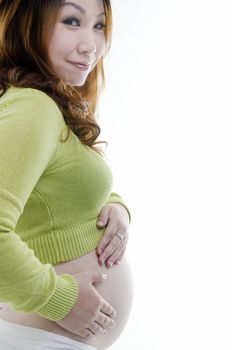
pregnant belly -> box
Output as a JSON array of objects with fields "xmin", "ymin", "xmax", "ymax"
[{"xmin": 0, "ymin": 249, "xmax": 134, "ymax": 350}]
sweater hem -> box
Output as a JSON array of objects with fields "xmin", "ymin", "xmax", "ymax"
[{"xmin": 25, "ymin": 218, "xmax": 104, "ymax": 265}]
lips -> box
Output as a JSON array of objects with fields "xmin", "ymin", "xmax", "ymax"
[
  {"xmin": 68, "ymin": 61, "xmax": 91, "ymax": 66},
  {"xmin": 67, "ymin": 61, "xmax": 92, "ymax": 72}
]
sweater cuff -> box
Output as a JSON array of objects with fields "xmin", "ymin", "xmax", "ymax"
[
  {"xmin": 35, "ymin": 273, "xmax": 78, "ymax": 321},
  {"xmin": 107, "ymin": 192, "xmax": 131, "ymax": 224}
]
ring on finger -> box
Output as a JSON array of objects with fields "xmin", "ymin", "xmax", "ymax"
[{"xmin": 115, "ymin": 232, "xmax": 124, "ymax": 242}]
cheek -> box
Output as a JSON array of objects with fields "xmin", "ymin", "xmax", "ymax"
[
  {"xmin": 97, "ymin": 37, "xmax": 106, "ymax": 58},
  {"xmin": 52, "ymin": 37, "xmax": 73, "ymax": 55},
  {"xmin": 48, "ymin": 26, "xmax": 74, "ymax": 59}
]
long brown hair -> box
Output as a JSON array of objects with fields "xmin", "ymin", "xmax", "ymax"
[{"xmin": 0, "ymin": 0, "xmax": 112, "ymax": 154}]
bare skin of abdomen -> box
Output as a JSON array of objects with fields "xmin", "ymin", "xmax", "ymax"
[{"xmin": 0, "ymin": 249, "xmax": 134, "ymax": 350}]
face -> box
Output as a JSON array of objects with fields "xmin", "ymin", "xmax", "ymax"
[{"xmin": 48, "ymin": 0, "xmax": 106, "ymax": 86}]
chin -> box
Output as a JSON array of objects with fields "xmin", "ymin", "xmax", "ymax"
[
  {"xmin": 68, "ymin": 80, "xmax": 87, "ymax": 87},
  {"xmin": 60, "ymin": 75, "xmax": 87, "ymax": 87},
  {"xmin": 73, "ymin": 82, "xmax": 86, "ymax": 87}
]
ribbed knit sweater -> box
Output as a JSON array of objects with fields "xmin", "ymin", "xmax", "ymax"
[{"xmin": 0, "ymin": 85, "xmax": 130, "ymax": 322}]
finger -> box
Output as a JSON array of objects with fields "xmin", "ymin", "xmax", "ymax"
[
  {"xmin": 114, "ymin": 236, "xmax": 128, "ymax": 265},
  {"xmin": 107, "ymin": 236, "xmax": 127, "ymax": 267},
  {"xmin": 100, "ymin": 301, "xmax": 116, "ymax": 318},
  {"xmin": 115, "ymin": 246, "xmax": 126, "ymax": 265},
  {"xmin": 88, "ymin": 322, "xmax": 108, "ymax": 337},
  {"xmin": 79, "ymin": 328, "xmax": 95, "ymax": 339},
  {"xmin": 97, "ymin": 223, "xmax": 118, "ymax": 256},
  {"xmin": 97, "ymin": 312, "xmax": 116, "ymax": 328},
  {"xmin": 88, "ymin": 270, "xmax": 108, "ymax": 284},
  {"xmin": 98, "ymin": 234, "xmax": 122, "ymax": 265},
  {"xmin": 96, "ymin": 206, "xmax": 110, "ymax": 228},
  {"xmin": 105, "ymin": 246, "xmax": 122, "ymax": 267}
]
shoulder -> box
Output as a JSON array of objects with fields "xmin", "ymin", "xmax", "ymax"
[
  {"xmin": 1, "ymin": 85, "xmax": 56, "ymax": 105},
  {"xmin": 0, "ymin": 85, "xmax": 66, "ymax": 131},
  {"xmin": 0, "ymin": 85, "xmax": 60, "ymax": 113}
]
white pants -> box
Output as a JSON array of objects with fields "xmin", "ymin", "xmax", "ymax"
[{"xmin": 0, "ymin": 319, "xmax": 97, "ymax": 350}]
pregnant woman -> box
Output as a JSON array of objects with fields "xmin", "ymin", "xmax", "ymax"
[{"xmin": 0, "ymin": 1, "xmax": 133, "ymax": 350}]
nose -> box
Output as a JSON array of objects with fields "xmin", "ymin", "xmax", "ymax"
[{"xmin": 77, "ymin": 30, "xmax": 97, "ymax": 55}]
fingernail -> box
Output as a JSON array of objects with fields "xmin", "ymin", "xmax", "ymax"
[
  {"xmin": 97, "ymin": 220, "xmax": 104, "ymax": 226},
  {"xmin": 108, "ymin": 261, "xmax": 113, "ymax": 267},
  {"xmin": 102, "ymin": 273, "xmax": 107, "ymax": 279},
  {"xmin": 109, "ymin": 321, "xmax": 115, "ymax": 328}
]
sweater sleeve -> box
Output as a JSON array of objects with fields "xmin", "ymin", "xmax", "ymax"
[
  {"xmin": 106, "ymin": 192, "xmax": 131, "ymax": 223},
  {"xmin": 0, "ymin": 88, "xmax": 78, "ymax": 321}
]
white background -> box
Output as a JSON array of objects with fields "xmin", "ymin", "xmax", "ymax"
[{"xmin": 98, "ymin": 1, "xmax": 232, "ymax": 349}]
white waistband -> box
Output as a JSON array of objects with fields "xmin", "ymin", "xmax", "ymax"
[{"xmin": 0, "ymin": 318, "xmax": 97, "ymax": 350}]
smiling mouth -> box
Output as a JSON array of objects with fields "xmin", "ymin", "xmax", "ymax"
[
  {"xmin": 69, "ymin": 61, "xmax": 92, "ymax": 66},
  {"xmin": 68, "ymin": 61, "xmax": 92, "ymax": 71}
]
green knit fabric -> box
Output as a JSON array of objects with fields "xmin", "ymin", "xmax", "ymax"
[{"xmin": 0, "ymin": 85, "xmax": 131, "ymax": 321}]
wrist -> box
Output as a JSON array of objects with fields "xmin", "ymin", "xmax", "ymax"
[{"xmin": 35, "ymin": 273, "xmax": 78, "ymax": 321}]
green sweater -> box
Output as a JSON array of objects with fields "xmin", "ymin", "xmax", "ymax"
[{"xmin": 0, "ymin": 85, "xmax": 130, "ymax": 322}]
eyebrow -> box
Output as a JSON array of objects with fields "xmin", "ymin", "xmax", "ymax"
[{"xmin": 62, "ymin": 2, "xmax": 105, "ymax": 17}]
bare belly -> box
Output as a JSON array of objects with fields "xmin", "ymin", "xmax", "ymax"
[{"xmin": 0, "ymin": 249, "xmax": 133, "ymax": 350}]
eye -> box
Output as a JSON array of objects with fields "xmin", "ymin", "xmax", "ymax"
[
  {"xmin": 63, "ymin": 17, "xmax": 80, "ymax": 26},
  {"xmin": 94, "ymin": 22, "xmax": 106, "ymax": 30}
]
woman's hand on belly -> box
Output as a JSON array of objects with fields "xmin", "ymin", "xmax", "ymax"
[
  {"xmin": 96, "ymin": 203, "xmax": 130, "ymax": 267},
  {"xmin": 56, "ymin": 270, "xmax": 116, "ymax": 339}
]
